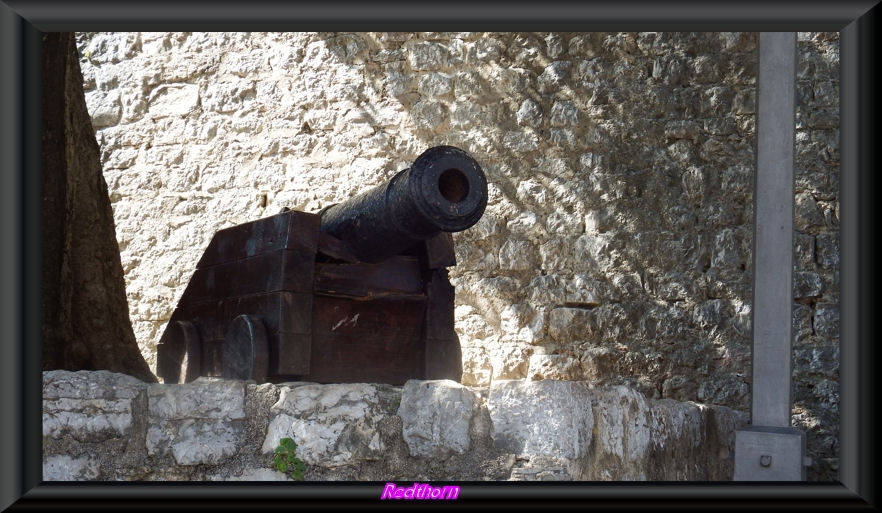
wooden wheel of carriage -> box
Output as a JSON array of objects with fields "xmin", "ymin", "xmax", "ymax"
[
  {"xmin": 156, "ymin": 320, "xmax": 202, "ymax": 384},
  {"xmin": 222, "ymin": 314, "xmax": 269, "ymax": 382}
]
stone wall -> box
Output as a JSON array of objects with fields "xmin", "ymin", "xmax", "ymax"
[
  {"xmin": 42, "ymin": 370, "xmax": 746, "ymax": 481},
  {"xmin": 76, "ymin": 31, "xmax": 840, "ymax": 480}
]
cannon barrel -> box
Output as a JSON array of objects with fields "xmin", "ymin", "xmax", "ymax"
[{"xmin": 319, "ymin": 145, "xmax": 488, "ymax": 263}]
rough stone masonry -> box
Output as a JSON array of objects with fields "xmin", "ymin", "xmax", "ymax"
[
  {"xmin": 74, "ymin": 32, "xmax": 840, "ymax": 480},
  {"xmin": 42, "ymin": 370, "xmax": 746, "ymax": 481}
]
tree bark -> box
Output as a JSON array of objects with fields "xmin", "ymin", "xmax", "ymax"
[{"xmin": 41, "ymin": 32, "xmax": 156, "ymax": 383}]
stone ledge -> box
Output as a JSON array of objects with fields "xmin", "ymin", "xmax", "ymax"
[{"xmin": 42, "ymin": 370, "xmax": 747, "ymax": 481}]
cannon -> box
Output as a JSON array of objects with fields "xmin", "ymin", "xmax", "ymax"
[{"xmin": 156, "ymin": 145, "xmax": 487, "ymax": 385}]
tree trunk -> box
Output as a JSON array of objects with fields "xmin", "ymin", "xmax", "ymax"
[{"xmin": 41, "ymin": 32, "xmax": 156, "ymax": 383}]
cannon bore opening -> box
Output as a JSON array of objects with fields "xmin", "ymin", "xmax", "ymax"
[{"xmin": 438, "ymin": 168, "xmax": 469, "ymax": 204}]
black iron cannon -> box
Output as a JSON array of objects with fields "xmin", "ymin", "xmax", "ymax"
[{"xmin": 156, "ymin": 145, "xmax": 488, "ymax": 385}]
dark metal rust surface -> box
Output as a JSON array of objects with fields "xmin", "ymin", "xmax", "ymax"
[
  {"xmin": 319, "ymin": 145, "xmax": 487, "ymax": 263},
  {"xmin": 156, "ymin": 146, "xmax": 484, "ymax": 386}
]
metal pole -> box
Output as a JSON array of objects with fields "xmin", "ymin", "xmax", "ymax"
[{"xmin": 734, "ymin": 32, "xmax": 806, "ymax": 481}]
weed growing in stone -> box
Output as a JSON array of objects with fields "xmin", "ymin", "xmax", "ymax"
[{"xmin": 272, "ymin": 437, "xmax": 306, "ymax": 481}]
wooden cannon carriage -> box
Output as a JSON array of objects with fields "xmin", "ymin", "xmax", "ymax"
[{"xmin": 156, "ymin": 146, "xmax": 487, "ymax": 385}]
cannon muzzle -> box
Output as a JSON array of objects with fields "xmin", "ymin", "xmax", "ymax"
[{"xmin": 319, "ymin": 145, "xmax": 487, "ymax": 263}]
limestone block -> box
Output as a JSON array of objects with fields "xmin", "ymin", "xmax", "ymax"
[
  {"xmin": 506, "ymin": 211, "xmax": 545, "ymax": 240},
  {"xmin": 699, "ymin": 85, "xmax": 734, "ymax": 116},
  {"xmin": 793, "ymin": 271, "xmax": 826, "ymax": 300},
  {"xmin": 545, "ymin": 210, "xmax": 583, "ymax": 236},
  {"xmin": 692, "ymin": 299, "xmax": 729, "ymax": 328},
  {"xmin": 488, "ymin": 344, "xmax": 532, "ymax": 381},
  {"xmin": 793, "ymin": 233, "xmax": 816, "ymax": 271},
  {"xmin": 454, "ymin": 244, "xmax": 498, "ymax": 271},
  {"xmin": 550, "ymin": 128, "xmax": 577, "ymax": 148},
  {"xmin": 43, "ymin": 454, "xmax": 101, "ymax": 481},
  {"xmin": 488, "ymin": 380, "xmax": 593, "ymax": 460},
  {"xmin": 537, "ymin": 156, "xmax": 575, "ymax": 180},
  {"xmin": 407, "ymin": 42, "xmax": 449, "ymax": 71},
  {"xmin": 489, "ymin": 67, "xmax": 531, "ymax": 96},
  {"xmin": 398, "ymin": 380, "xmax": 476, "ymax": 458},
  {"xmin": 528, "ymin": 275, "xmax": 566, "ymax": 305},
  {"xmin": 583, "ymin": 209, "xmax": 613, "ymax": 236},
  {"xmin": 537, "ymin": 61, "xmax": 572, "ymax": 94},
  {"xmin": 85, "ymin": 89, "xmax": 121, "ymax": 127},
  {"xmin": 564, "ymin": 274, "xmax": 602, "ymax": 306},
  {"xmin": 516, "ymin": 99, "xmax": 542, "ymax": 128},
  {"xmin": 43, "ymin": 370, "xmax": 148, "ymax": 442},
  {"xmin": 147, "ymin": 83, "xmax": 199, "ymax": 118},
  {"xmin": 383, "ymin": 70, "xmax": 411, "ymax": 97},
  {"xmin": 527, "ymin": 354, "xmax": 584, "ymax": 381},
  {"xmin": 201, "ymin": 81, "xmax": 256, "ymax": 114},
  {"xmin": 795, "ymin": 191, "xmax": 826, "ymax": 231},
  {"xmin": 211, "ymin": 468, "xmax": 293, "ymax": 481},
  {"xmin": 545, "ymin": 33, "xmax": 564, "ymax": 59},
  {"xmin": 569, "ymin": 34, "xmax": 604, "ymax": 58},
  {"xmin": 575, "ymin": 232, "xmax": 618, "ymax": 271},
  {"xmin": 550, "ymin": 100, "xmax": 579, "ymax": 127},
  {"xmin": 473, "ymin": 37, "xmax": 502, "ymax": 62},
  {"xmin": 547, "ymin": 307, "xmax": 596, "ymax": 344},
  {"xmin": 794, "ymin": 345, "xmax": 840, "ymax": 375},
  {"xmin": 460, "ymin": 346, "xmax": 492, "ymax": 387},
  {"xmin": 449, "ymin": 102, "xmax": 483, "ymax": 129},
  {"xmin": 82, "ymin": 32, "xmax": 141, "ymax": 64},
  {"xmin": 710, "ymin": 227, "xmax": 747, "ymax": 270},
  {"xmin": 697, "ymin": 373, "xmax": 749, "ymax": 406},
  {"xmin": 418, "ymin": 72, "xmax": 453, "ymax": 97},
  {"xmin": 498, "ymin": 240, "xmax": 537, "ymax": 271},
  {"xmin": 454, "ymin": 305, "xmax": 494, "ymax": 340},
  {"xmin": 588, "ymin": 385, "xmax": 653, "ymax": 480},
  {"xmin": 502, "ymin": 131, "xmax": 539, "ymax": 151},
  {"xmin": 146, "ymin": 378, "xmax": 246, "ymax": 465},
  {"xmin": 500, "ymin": 303, "xmax": 542, "ymax": 344},
  {"xmin": 814, "ymin": 304, "xmax": 840, "ymax": 340},
  {"xmin": 646, "ymin": 399, "xmax": 709, "ymax": 479},
  {"xmin": 262, "ymin": 383, "xmax": 396, "ymax": 466},
  {"xmin": 410, "ymin": 100, "xmax": 448, "ymax": 130},
  {"xmin": 815, "ymin": 232, "xmax": 840, "ymax": 269},
  {"xmin": 373, "ymin": 48, "xmax": 405, "ymax": 64},
  {"xmin": 509, "ymin": 456, "xmax": 573, "ymax": 481},
  {"xmin": 539, "ymin": 238, "xmax": 575, "ymax": 272}
]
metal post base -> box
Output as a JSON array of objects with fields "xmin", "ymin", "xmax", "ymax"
[{"xmin": 734, "ymin": 426, "xmax": 808, "ymax": 480}]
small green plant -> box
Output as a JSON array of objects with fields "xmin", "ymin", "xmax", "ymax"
[{"xmin": 272, "ymin": 437, "xmax": 306, "ymax": 481}]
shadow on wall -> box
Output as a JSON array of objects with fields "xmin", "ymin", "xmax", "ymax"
[
  {"xmin": 314, "ymin": 31, "xmax": 756, "ymax": 404},
  {"xmin": 311, "ymin": 31, "xmax": 840, "ymax": 481},
  {"xmin": 77, "ymin": 31, "xmax": 840, "ymax": 481}
]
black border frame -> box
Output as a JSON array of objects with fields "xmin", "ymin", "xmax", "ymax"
[{"xmin": 1, "ymin": 1, "xmax": 877, "ymax": 510}]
